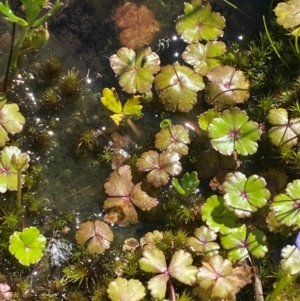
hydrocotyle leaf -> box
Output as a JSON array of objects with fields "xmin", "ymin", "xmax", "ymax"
[
  {"xmin": 223, "ymin": 172, "xmax": 270, "ymax": 218},
  {"xmin": 155, "ymin": 63, "xmax": 204, "ymax": 112},
  {"xmin": 280, "ymin": 245, "xmax": 300, "ymax": 275},
  {"xmin": 176, "ymin": 2, "xmax": 225, "ymax": 43},
  {"xmin": 107, "ymin": 278, "xmax": 146, "ymax": 301},
  {"xmin": 208, "ymin": 107, "xmax": 261, "ymax": 156}
]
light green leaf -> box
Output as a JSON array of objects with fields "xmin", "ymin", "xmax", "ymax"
[
  {"xmin": 186, "ymin": 226, "xmax": 220, "ymax": 256},
  {"xmin": 155, "ymin": 63, "xmax": 204, "ymax": 112},
  {"xmin": 271, "ymin": 179, "xmax": 300, "ymax": 227},
  {"xmin": 176, "ymin": 2, "xmax": 225, "ymax": 43},
  {"xmin": 274, "ymin": 0, "xmax": 300, "ymax": 33},
  {"xmin": 208, "ymin": 107, "xmax": 261, "ymax": 156},
  {"xmin": 21, "ymin": 0, "xmax": 46, "ymax": 23},
  {"xmin": 280, "ymin": 245, "xmax": 300, "ymax": 275},
  {"xmin": 109, "ymin": 47, "xmax": 160, "ymax": 94},
  {"xmin": 147, "ymin": 274, "xmax": 169, "ymax": 300},
  {"xmin": 198, "ymin": 108, "xmax": 220, "ymax": 131},
  {"xmin": 139, "ymin": 248, "xmax": 167, "ymax": 274},
  {"xmin": 107, "ymin": 278, "xmax": 146, "ymax": 301},
  {"xmin": 182, "ymin": 41, "xmax": 226, "ymax": 76},
  {"xmin": 201, "ymin": 195, "xmax": 238, "ymax": 234},
  {"xmin": 168, "ymin": 250, "xmax": 197, "ymax": 285},
  {"xmin": 223, "ymin": 172, "xmax": 270, "ymax": 218},
  {"xmin": 0, "ymin": 2, "xmax": 28, "ymax": 26},
  {"xmin": 221, "ymin": 225, "xmax": 268, "ymax": 262},
  {"xmin": 9, "ymin": 227, "xmax": 46, "ymax": 266},
  {"xmin": 267, "ymin": 108, "xmax": 300, "ymax": 147}
]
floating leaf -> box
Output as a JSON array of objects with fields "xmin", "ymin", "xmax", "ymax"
[
  {"xmin": 280, "ymin": 245, "xmax": 300, "ymax": 275},
  {"xmin": 176, "ymin": 1, "xmax": 225, "ymax": 43},
  {"xmin": 103, "ymin": 165, "xmax": 157, "ymax": 226},
  {"xmin": 205, "ymin": 66, "xmax": 250, "ymax": 109},
  {"xmin": 0, "ymin": 103, "xmax": 25, "ymax": 147},
  {"xmin": 221, "ymin": 225, "xmax": 268, "ymax": 262},
  {"xmin": 9, "ymin": 227, "xmax": 46, "ymax": 266},
  {"xmin": 182, "ymin": 41, "xmax": 226, "ymax": 76},
  {"xmin": 155, "ymin": 63, "xmax": 204, "ymax": 112},
  {"xmin": 172, "ymin": 171, "xmax": 200, "ymax": 196},
  {"xmin": 208, "ymin": 107, "xmax": 262, "ymax": 156},
  {"xmin": 186, "ymin": 226, "xmax": 220, "ymax": 256},
  {"xmin": 201, "ymin": 195, "xmax": 238, "ymax": 234},
  {"xmin": 107, "ymin": 277, "xmax": 146, "ymax": 301},
  {"xmin": 109, "ymin": 47, "xmax": 160, "ymax": 94},
  {"xmin": 274, "ymin": 0, "xmax": 300, "ymax": 35},
  {"xmin": 0, "ymin": 146, "xmax": 30, "ymax": 193},
  {"xmin": 223, "ymin": 172, "xmax": 270, "ymax": 218},
  {"xmin": 101, "ymin": 87, "xmax": 142, "ymax": 126},
  {"xmin": 271, "ymin": 179, "xmax": 300, "ymax": 227},
  {"xmin": 139, "ymin": 248, "xmax": 197, "ymax": 300},
  {"xmin": 155, "ymin": 124, "xmax": 190, "ymax": 157},
  {"xmin": 267, "ymin": 108, "xmax": 300, "ymax": 147},
  {"xmin": 136, "ymin": 150, "xmax": 182, "ymax": 188},
  {"xmin": 75, "ymin": 221, "xmax": 114, "ymax": 254},
  {"xmin": 196, "ymin": 254, "xmax": 251, "ymax": 300}
]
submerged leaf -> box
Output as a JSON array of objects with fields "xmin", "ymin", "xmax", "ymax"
[
  {"xmin": 136, "ymin": 150, "xmax": 182, "ymax": 187},
  {"xmin": 155, "ymin": 124, "xmax": 190, "ymax": 157},
  {"xmin": 103, "ymin": 165, "xmax": 157, "ymax": 226},
  {"xmin": 208, "ymin": 107, "xmax": 261, "ymax": 156},
  {"xmin": 182, "ymin": 41, "xmax": 226, "ymax": 76},
  {"xmin": 75, "ymin": 221, "xmax": 114, "ymax": 254},
  {"xmin": 176, "ymin": 2, "xmax": 225, "ymax": 43},
  {"xmin": 223, "ymin": 172, "xmax": 270, "ymax": 218},
  {"xmin": 107, "ymin": 277, "xmax": 146, "ymax": 301},
  {"xmin": 205, "ymin": 66, "xmax": 250, "ymax": 109},
  {"xmin": 267, "ymin": 108, "xmax": 300, "ymax": 147},
  {"xmin": 109, "ymin": 47, "xmax": 160, "ymax": 94},
  {"xmin": 155, "ymin": 63, "xmax": 204, "ymax": 112}
]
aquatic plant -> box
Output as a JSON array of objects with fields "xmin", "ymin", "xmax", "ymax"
[
  {"xmin": 107, "ymin": 278, "xmax": 146, "ymax": 301},
  {"xmin": 207, "ymin": 107, "xmax": 262, "ymax": 156},
  {"xmin": 205, "ymin": 65, "xmax": 250, "ymax": 109},
  {"xmin": 136, "ymin": 150, "xmax": 182, "ymax": 188},
  {"xmin": 60, "ymin": 70, "xmax": 84, "ymax": 98},
  {"xmin": 41, "ymin": 88, "xmax": 61, "ymax": 111},
  {"xmin": 9, "ymin": 226, "xmax": 46, "ymax": 266},
  {"xmin": 113, "ymin": 1, "xmax": 160, "ymax": 50},
  {"xmin": 172, "ymin": 171, "xmax": 200, "ymax": 196},
  {"xmin": 75, "ymin": 221, "xmax": 114, "ymax": 254},
  {"xmin": 175, "ymin": 0, "xmax": 225, "ymax": 43},
  {"xmin": 103, "ymin": 165, "xmax": 157, "ymax": 226},
  {"xmin": 223, "ymin": 172, "xmax": 270, "ymax": 218},
  {"xmin": 100, "ymin": 87, "xmax": 143, "ymax": 126},
  {"xmin": 155, "ymin": 124, "xmax": 190, "ymax": 157},
  {"xmin": 0, "ymin": 0, "xmax": 63, "ymax": 92},
  {"xmin": 109, "ymin": 47, "xmax": 160, "ymax": 94},
  {"xmin": 155, "ymin": 63, "xmax": 204, "ymax": 112},
  {"xmin": 195, "ymin": 254, "xmax": 251, "ymax": 300},
  {"xmin": 139, "ymin": 248, "xmax": 197, "ymax": 300},
  {"xmin": 267, "ymin": 107, "xmax": 300, "ymax": 147},
  {"xmin": 182, "ymin": 41, "xmax": 226, "ymax": 76}
]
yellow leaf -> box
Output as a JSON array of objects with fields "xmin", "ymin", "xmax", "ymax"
[
  {"xmin": 101, "ymin": 87, "xmax": 122, "ymax": 114},
  {"xmin": 110, "ymin": 113, "xmax": 124, "ymax": 126},
  {"xmin": 123, "ymin": 95, "xmax": 143, "ymax": 118}
]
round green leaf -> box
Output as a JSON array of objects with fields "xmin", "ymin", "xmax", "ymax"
[
  {"xmin": 9, "ymin": 227, "xmax": 46, "ymax": 266},
  {"xmin": 223, "ymin": 172, "xmax": 270, "ymax": 218}
]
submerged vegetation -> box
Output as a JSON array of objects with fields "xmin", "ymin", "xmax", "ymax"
[{"xmin": 2, "ymin": 0, "xmax": 300, "ymax": 300}]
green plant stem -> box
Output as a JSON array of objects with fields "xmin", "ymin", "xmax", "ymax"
[
  {"xmin": 266, "ymin": 273, "xmax": 299, "ymax": 301},
  {"xmin": 10, "ymin": 26, "xmax": 29, "ymax": 73},
  {"xmin": 16, "ymin": 169, "xmax": 22, "ymax": 209}
]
